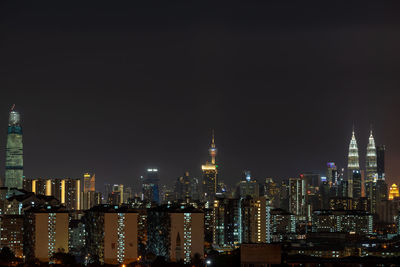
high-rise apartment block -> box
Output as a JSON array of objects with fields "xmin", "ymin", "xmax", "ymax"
[{"xmin": 24, "ymin": 206, "xmax": 70, "ymax": 262}]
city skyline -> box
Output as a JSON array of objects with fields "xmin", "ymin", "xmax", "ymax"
[{"xmin": 0, "ymin": 106, "xmax": 395, "ymax": 189}]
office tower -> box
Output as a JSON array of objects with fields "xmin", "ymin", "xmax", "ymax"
[
  {"xmin": 5, "ymin": 107, "xmax": 23, "ymax": 190},
  {"xmin": 241, "ymin": 196, "xmax": 270, "ymax": 244},
  {"xmin": 147, "ymin": 206, "xmax": 204, "ymax": 264},
  {"xmin": 301, "ymin": 173, "xmax": 320, "ymax": 188},
  {"xmin": 0, "ymin": 215, "xmax": 24, "ymax": 257},
  {"xmin": 366, "ymin": 130, "xmax": 378, "ymax": 182},
  {"xmin": 326, "ymin": 163, "xmax": 338, "ymax": 186},
  {"xmin": 347, "ymin": 129, "xmax": 360, "ymax": 198},
  {"xmin": 83, "ymin": 173, "xmax": 95, "ymax": 192},
  {"xmin": 377, "ymin": 145, "xmax": 385, "ymax": 180},
  {"xmin": 142, "ymin": 169, "xmax": 160, "ymax": 204},
  {"xmin": 213, "ymin": 197, "xmax": 241, "ymax": 248},
  {"xmin": 190, "ymin": 178, "xmax": 201, "ymax": 201},
  {"xmin": 264, "ymin": 178, "xmax": 280, "ymax": 207},
  {"xmin": 82, "ymin": 173, "xmax": 97, "ymax": 210},
  {"xmin": 175, "ymin": 172, "xmax": 191, "ymax": 200},
  {"xmin": 60, "ymin": 178, "xmax": 81, "ymax": 210},
  {"xmin": 237, "ymin": 171, "xmax": 259, "ymax": 199},
  {"xmin": 84, "ymin": 205, "xmax": 138, "ymax": 265},
  {"xmin": 289, "ymin": 177, "xmax": 307, "ymax": 216},
  {"xmin": 352, "ymin": 170, "xmax": 362, "ymax": 199},
  {"xmin": 108, "ymin": 184, "xmax": 124, "ymax": 205},
  {"xmin": 123, "ymin": 186, "xmax": 133, "ymax": 203},
  {"xmin": 24, "ymin": 206, "xmax": 69, "ymax": 262},
  {"xmin": 202, "ymin": 132, "xmax": 218, "ymax": 201}
]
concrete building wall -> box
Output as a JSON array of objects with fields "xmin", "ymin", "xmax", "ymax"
[
  {"xmin": 104, "ymin": 213, "xmax": 118, "ymax": 264},
  {"xmin": 35, "ymin": 213, "xmax": 49, "ymax": 261},
  {"xmin": 124, "ymin": 213, "xmax": 138, "ymax": 263},
  {"xmin": 55, "ymin": 213, "xmax": 69, "ymax": 253}
]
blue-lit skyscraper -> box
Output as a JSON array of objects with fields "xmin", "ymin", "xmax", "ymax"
[
  {"xmin": 5, "ymin": 106, "xmax": 23, "ymax": 189},
  {"xmin": 142, "ymin": 168, "xmax": 160, "ymax": 204}
]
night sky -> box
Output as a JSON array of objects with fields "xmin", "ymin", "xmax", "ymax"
[{"xmin": 1, "ymin": 2, "xmax": 400, "ymax": 192}]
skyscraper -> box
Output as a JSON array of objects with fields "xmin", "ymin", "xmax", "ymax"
[
  {"xmin": 201, "ymin": 131, "xmax": 218, "ymax": 201},
  {"xmin": 347, "ymin": 128, "xmax": 360, "ymax": 198},
  {"xmin": 326, "ymin": 162, "xmax": 338, "ymax": 186},
  {"xmin": 365, "ymin": 130, "xmax": 377, "ymax": 183},
  {"xmin": 142, "ymin": 169, "xmax": 160, "ymax": 204},
  {"xmin": 5, "ymin": 106, "xmax": 23, "ymax": 190},
  {"xmin": 288, "ymin": 177, "xmax": 307, "ymax": 216},
  {"xmin": 82, "ymin": 173, "xmax": 97, "ymax": 210},
  {"xmin": 376, "ymin": 145, "xmax": 385, "ymax": 180}
]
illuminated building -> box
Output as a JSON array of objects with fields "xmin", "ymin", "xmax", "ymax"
[
  {"xmin": 264, "ymin": 178, "xmax": 280, "ymax": 207},
  {"xmin": 0, "ymin": 215, "xmax": 24, "ymax": 257},
  {"xmin": 83, "ymin": 173, "xmax": 95, "ymax": 192},
  {"xmin": 389, "ymin": 184, "xmax": 400, "ymax": 200},
  {"xmin": 366, "ymin": 130, "xmax": 377, "ymax": 183},
  {"xmin": 147, "ymin": 206, "xmax": 204, "ymax": 264},
  {"xmin": 202, "ymin": 132, "xmax": 218, "ymax": 201},
  {"xmin": 212, "ymin": 197, "xmax": 241, "ymax": 248},
  {"xmin": 237, "ymin": 171, "xmax": 259, "ymax": 199},
  {"xmin": 312, "ymin": 210, "xmax": 373, "ymax": 235},
  {"xmin": 377, "ymin": 145, "xmax": 385, "ymax": 180},
  {"xmin": 326, "ymin": 162, "xmax": 337, "ymax": 186},
  {"xmin": 23, "ymin": 178, "xmax": 81, "ymax": 210},
  {"xmin": 347, "ymin": 128, "xmax": 360, "ymax": 198},
  {"xmin": 190, "ymin": 178, "xmax": 201, "ymax": 201},
  {"xmin": 289, "ymin": 177, "xmax": 307, "ymax": 216},
  {"xmin": 175, "ymin": 172, "xmax": 191, "ymax": 200},
  {"xmin": 170, "ymin": 211, "xmax": 204, "ymax": 263},
  {"xmin": 82, "ymin": 173, "xmax": 99, "ymax": 210},
  {"xmin": 24, "ymin": 206, "xmax": 70, "ymax": 262},
  {"xmin": 329, "ymin": 197, "xmax": 353, "ymax": 210},
  {"xmin": 5, "ymin": 106, "xmax": 23, "ymax": 190},
  {"xmin": 241, "ymin": 196, "xmax": 270, "ymax": 244},
  {"xmin": 352, "ymin": 170, "xmax": 362, "ymax": 199},
  {"xmin": 106, "ymin": 184, "xmax": 124, "ymax": 205},
  {"xmin": 85, "ymin": 205, "xmax": 138, "ymax": 265},
  {"xmin": 270, "ymin": 208, "xmax": 296, "ymax": 242},
  {"xmin": 142, "ymin": 169, "xmax": 160, "ymax": 204},
  {"xmin": 69, "ymin": 219, "xmax": 86, "ymax": 257}
]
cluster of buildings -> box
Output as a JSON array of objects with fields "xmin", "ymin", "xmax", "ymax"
[{"xmin": 1, "ymin": 107, "xmax": 400, "ymax": 265}]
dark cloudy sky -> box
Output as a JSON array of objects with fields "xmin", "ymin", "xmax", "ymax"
[{"xmin": 1, "ymin": 1, "xmax": 400, "ymax": 192}]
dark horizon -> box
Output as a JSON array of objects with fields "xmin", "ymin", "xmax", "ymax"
[{"xmin": 1, "ymin": 2, "xmax": 400, "ymax": 190}]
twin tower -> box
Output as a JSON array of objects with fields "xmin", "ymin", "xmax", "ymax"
[{"xmin": 347, "ymin": 128, "xmax": 384, "ymax": 199}]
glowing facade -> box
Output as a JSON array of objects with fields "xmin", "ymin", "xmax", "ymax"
[
  {"xmin": 202, "ymin": 131, "xmax": 218, "ymax": 201},
  {"xmin": 5, "ymin": 107, "xmax": 23, "ymax": 189},
  {"xmin": 347, "ymin": 129, "xmax": 360, "ymax": 198},
  {"xmin": 389, "ymin": 184, "xmax": 400, "ymax": 200},
  {"xmin": 365, "ymin": 130, "xmax": 377, "ymax": 182}
]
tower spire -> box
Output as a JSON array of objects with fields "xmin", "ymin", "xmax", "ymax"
[{"xmin": 209, "ymin": 129, "xmax": 217, "ymax": 165}]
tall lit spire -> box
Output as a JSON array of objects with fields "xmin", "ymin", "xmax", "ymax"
[
  {"xmin": 366, "ymin": 129, "xmax": 377, "ymax": 182},
  {"xmin": 209, "ymin": 130, "xmax": 217, "ymax": 165},
  {"xmin": 347, "ymin": 128, "xmax": 359, "ymax": 169},
  {"xmin": 5, "ymin": 105, "xmax": 24, "ymax": 190}
]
